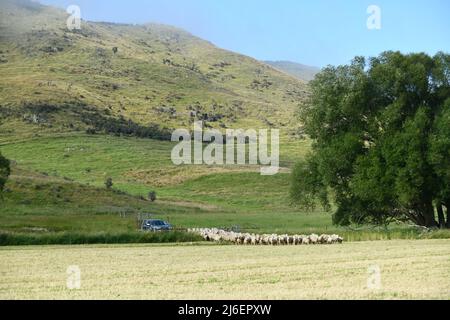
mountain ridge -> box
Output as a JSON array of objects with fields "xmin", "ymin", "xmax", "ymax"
[{"xmin": 264, "ymin": 60, "xmax": 320, "ymax": 82}]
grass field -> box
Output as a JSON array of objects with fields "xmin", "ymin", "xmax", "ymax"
[
  {"xmin": 1, "ymin": 240, "xmax": 449, "ymax": 300},
  {"xmin": 0, "ymin": 134, "xmax": 327, "ymax": 236},
  {"xmin": 1, "ymin": 134, "xmax": 450, "ymax": 240}
]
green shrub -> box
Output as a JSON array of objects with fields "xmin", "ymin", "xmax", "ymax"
[{"xmin": 0, "ymin": 231, "xmax": 203, "ymax": 246}]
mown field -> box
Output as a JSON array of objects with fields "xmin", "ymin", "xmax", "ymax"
[{"xmin": 1, "ymin": 240, "xmax": 449, "ymax": 300}]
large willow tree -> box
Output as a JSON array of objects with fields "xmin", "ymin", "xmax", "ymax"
[{"xmin": 291, "ymin": 51, "xmax": 450, "ymax": 228}]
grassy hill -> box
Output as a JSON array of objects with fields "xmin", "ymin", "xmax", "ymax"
[
  {"xmin": 0, "ymin": 134, "xmax": 327, "ymax": 235},
  {"xmin": 0, "ymin": 0, "xmax": 308, "ymax": 141},
  {"xmin": 264, "ymin": 61, "xmax": 320, "ymax": 82},
  {"xmin": 0, "ymin": 0, "xmax": 320, "ymax": 242},
  {"xmin": 2, "ymin": 134, "xmax": 441, "ymax": 242},
  {"xmin": 2, "ymin": 1, "xmax": 445, "ymax": 243}
]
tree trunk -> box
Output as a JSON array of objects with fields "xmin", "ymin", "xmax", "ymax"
[
  {"xmin": 437, "ymin": 204, "xmax": 445, "ymax": 229},
  {"xmin": 415, "ymin": 212, "xmax": 426, "ymax": 227},
  {"xmin": 446, "ymin": 203, "xmax": 450, "ymax": 229},
  {"xmin": 421, "ymin": 201, "xmax": 437, "ymax": 228}
]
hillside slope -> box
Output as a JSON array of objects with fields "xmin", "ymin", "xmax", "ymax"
[
  {"xmin": 0, "ymin": 0, "xmax": 317, "ymax": 238},
  {"xmin": 0, "ymin": 0, "xmax": 308, "ymax": 140},
  {"xmin": 1, "ymin": 134, "xmax": 327, "ymax": 235},
  {"xmin": 264, "ymin": 60, "xmax": 320, "ymax": 82}
]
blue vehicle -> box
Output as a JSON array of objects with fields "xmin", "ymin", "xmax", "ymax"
[{"xmin": 141, "ymin": 219, "xmax": 172, "ymax": 232}]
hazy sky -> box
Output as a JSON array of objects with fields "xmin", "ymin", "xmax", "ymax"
[{"xmin": 39, "ymin": 0, "xmax": 450, "ymax": 68}]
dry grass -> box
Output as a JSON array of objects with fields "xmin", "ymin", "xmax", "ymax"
[
  {"xmin": 1, "ymin": 240, "xmax": 449, "ymax": 300},
  {"xmin": 124, "ymin": 165, "xmax": 261, "ymax": 187}
]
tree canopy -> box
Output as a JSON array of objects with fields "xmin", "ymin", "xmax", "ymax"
[{"xmin": 291, "ymin": 51, "xmax": 450, "ymax": 228}]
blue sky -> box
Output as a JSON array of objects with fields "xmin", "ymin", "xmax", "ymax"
[{"xmin": 39, "ymin": 0, "xmax": 449, "ymax": 68}]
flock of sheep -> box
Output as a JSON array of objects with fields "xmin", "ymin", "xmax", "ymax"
[{"xmin": 188, "ymin": 228, "xmax": 344, "ymax": 245}]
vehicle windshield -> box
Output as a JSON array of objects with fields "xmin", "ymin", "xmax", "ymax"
[{"xmin": 150, "ymin": 220, "xmax": 164, "ymax": 226}]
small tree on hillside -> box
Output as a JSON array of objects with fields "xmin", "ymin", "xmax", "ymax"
[
  {"xmin": 148, "ymin": 191, "xmax": 156, "ymax": 202},
  {"xmin": 105, "ymin": 177, "xmax": 113, "ymax": 190}
]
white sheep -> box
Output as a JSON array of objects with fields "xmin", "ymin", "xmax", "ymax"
[
  {"xmin": 309, "ymin": 234, "xmax": 319, "ymax": 244},
  {"xmin": 188, "ymin": 228, "xmax": 343, "ymax": 246}
]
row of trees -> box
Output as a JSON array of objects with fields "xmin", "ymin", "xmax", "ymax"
[
  {"xmin": 82, "ymin": 112, "xmax": 172, "ymax": 141},
  {"xmin": 291, "ymin": 52, "xmax": 450, "ymax": 228}
]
